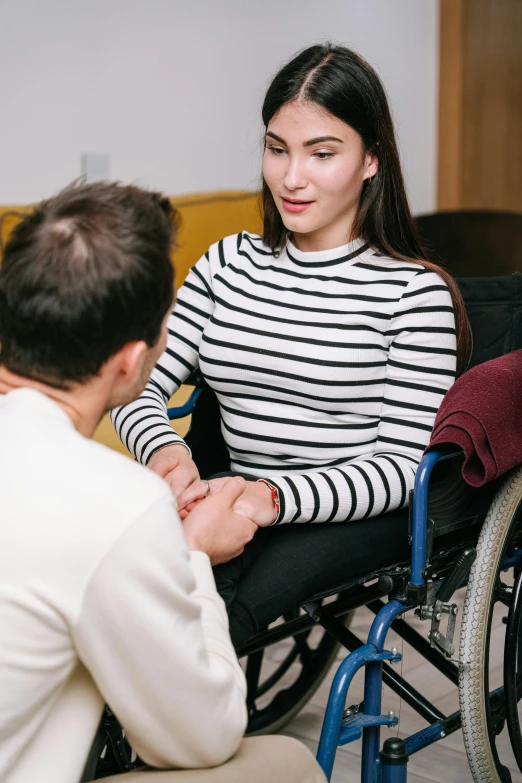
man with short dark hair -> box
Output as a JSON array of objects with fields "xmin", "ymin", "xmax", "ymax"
[{"xmin": 0, "ymin": 183, "xmax": 324, "ymax": 783}]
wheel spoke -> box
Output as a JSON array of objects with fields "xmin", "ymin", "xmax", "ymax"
[
  {"xmin": 294, "ymin": 633, "xmax": 314, "ymax": 666},
  {"xmin": 497, "ymin": 581, "xmax": 514, "ymax": 608},
  {"xmin": 256, "ymin": 645, "xmax": 300, "ymax": 697}
]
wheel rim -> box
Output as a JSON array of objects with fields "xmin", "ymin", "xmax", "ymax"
[{"xmin": 244, "ymin": 610, "xmax": 346, "ymax": 735}]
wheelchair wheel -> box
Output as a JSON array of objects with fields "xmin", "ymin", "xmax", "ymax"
[
  {"xmin": 80, "ymin": 722, "xmax": 107, "ymax": 782},
  {"xmin": 80, "ymin": 707, "xmax": 144, "ymax": 781},
  {"xmin": 245, "ymin": 609, "xmax": 350, "ymax": 736},
  {"xmin": 459, "ymin": 465, "xmax": 522, "ymax": 783}
]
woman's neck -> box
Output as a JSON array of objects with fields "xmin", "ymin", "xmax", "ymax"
[
  {"xmin": 291, "ymin": 229, "xmax": 359, "ymax": 253},
  {"xmin": 291, "ymin": 217, "xmax": 358, "ymax": 253}
]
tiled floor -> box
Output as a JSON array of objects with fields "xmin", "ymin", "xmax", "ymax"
[{"xmin": 255, "ymin": 587, "xmax": 522, "ymax": 782}]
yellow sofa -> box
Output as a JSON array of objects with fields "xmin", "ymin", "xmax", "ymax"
[{"xmin": 0, "ymin": 190, "xmax": 263, "ymax": 455}]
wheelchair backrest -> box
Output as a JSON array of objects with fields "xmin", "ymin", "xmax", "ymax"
[
  {"xmin": 457, "ymin": 274, "xmax": 522, "ymax": 372},
  {"xmin": 415, "ymin": 210, "xmax": 522, "ymax": 373}
]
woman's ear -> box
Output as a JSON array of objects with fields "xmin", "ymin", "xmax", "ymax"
[{"xmin": 364, "ymin": 150, "xmax": 379, "ymax": 182}]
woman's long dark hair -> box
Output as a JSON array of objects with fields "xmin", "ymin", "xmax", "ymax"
[{"xmin": 261, "ymin": 43, "xmax": 469, "ymax": 363}]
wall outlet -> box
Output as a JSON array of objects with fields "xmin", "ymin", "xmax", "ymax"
[{"xmin": 81, "ymin": 153, "xmax": 110, "ymax": 182}]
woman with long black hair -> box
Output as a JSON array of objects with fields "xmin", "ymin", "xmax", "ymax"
[{"xmin": 113, "ymin": 44, "xmax": 467, "ymax": 649}]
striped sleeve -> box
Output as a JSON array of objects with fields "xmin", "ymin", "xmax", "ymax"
[
  {"xmin": 110, "ymin": 246, "xmax": 218, "ymax": 464},
  {"xmin": 265, "ymin": 270, "xmax": 457, "ymax": 524}
]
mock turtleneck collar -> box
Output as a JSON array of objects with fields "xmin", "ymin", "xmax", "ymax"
[{"xmin": 284, "ymin": 237, "xmax": 369, "ymax": 268}]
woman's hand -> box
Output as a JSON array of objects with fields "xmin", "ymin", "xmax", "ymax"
[
  {"xmin": 178, "ymin": 477, "xmax": 278, "ymax": 527},
  {"xmin": 182, "ymin": 477, "xmax": 258, "ymax": 565},
  {"xmin": 147, "ymin": 444, "xmax": 200, "ymax": 498},
  {"xmin": 232, "ymin": 481, "xmax": 278, "ymax": 527}
]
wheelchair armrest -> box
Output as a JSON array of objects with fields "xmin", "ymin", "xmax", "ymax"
[
  {"xmin": 167, "ymin": 387, "xmax": 203, "ymax": 420},
  {"xmin": 410, "ymin": 445, "xmax": 464, "ymax": 587},
  {"xmin": 166, "ymin": 371, "xmax": 206, "ymax": 420}
]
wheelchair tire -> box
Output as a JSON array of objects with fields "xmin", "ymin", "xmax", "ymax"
[
  {"xmin": 81, "ymin": 707, "xmax": 144, "ymax": 781},
  {"xmin": 80, "ymin": 724, "xmax": 106, "ymax": 782},
  {"xmin": 245, "ymin": 613, "xmax": 350, "ymax": 736},
  {"xmin": 459, "ymin": 465, "xmax": 522, "ymax": 783}
]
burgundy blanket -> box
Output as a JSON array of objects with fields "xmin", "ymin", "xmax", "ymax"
[{"xmin": 426, "ymin": 349, "xmax": 522, "ymax": 486}]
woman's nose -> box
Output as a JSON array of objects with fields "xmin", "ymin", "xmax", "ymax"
[{"xmin": 283, "ymin": 156, "xmax": 308, "ymax": 191}]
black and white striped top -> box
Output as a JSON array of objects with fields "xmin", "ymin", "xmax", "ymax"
[{"xmin": 112, "ymin": 232, "xmax": 456, "ymax": 524}]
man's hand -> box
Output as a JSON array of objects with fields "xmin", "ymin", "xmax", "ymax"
[
  {"xmin": 183, "ymin": 477, "xmax": 258, "ymax": 565},
  {"xmin": 176, "ymin": 476, "xmax": 231, "ymax": 517},
  {"xmin": 148, "ymin": 444, "xmax": 200, "ymax": 498},
  {"xmin": 178, "ymin": 477, "xmax": 278, "ymax": 527}
]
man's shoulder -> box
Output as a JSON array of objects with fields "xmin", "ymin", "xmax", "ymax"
[
  {"xmin": 77, "ymin": 436, "xmax": 173, "ymax": 513},
  {"xmin": 47, "ymin": 437, "xmax": 177, "ymax": 580},
  {"xmin": 3, "ymin": 410, "xmax": 174, "ymax": 544},
  {"xmin": 0, "ymin": 412, "xmax": 179, "ymax": 620}
]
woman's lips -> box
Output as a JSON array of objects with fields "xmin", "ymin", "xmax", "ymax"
[{"xmin": 281, "ymin": 197, "xmax": 313, "ymax": 213}]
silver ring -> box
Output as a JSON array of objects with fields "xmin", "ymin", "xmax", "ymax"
[{"xmin": 203, "ymin": 479, "xmax": 211, "ymax": 496}]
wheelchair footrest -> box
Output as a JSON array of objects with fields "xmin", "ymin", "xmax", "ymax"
[{"xmin": 339, "ymin": 711, "xmax": 399, "ymax": 745}]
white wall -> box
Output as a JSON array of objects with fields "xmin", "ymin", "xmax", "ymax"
[{"xmin": 0, "ymin": 0, "xmax": 439, "ymax": 213}]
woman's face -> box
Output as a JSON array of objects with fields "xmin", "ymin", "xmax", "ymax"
[{"xmin": 263, "ymin": 100, "xmax": 378, "ymax": 252}]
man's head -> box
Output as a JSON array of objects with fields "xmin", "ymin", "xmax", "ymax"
[{"xmin": 0, "ymin": 181, "xmax": 176, "ymax": 407}]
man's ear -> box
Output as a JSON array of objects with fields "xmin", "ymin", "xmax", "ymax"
[{"xmin": 111, "ymin": 340, "xmax": 149, "ymax": 383}]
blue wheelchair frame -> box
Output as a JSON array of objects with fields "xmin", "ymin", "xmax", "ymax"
[{"xmin": 167, "ymin": 387, "xmax": 202, "ymax": 420}]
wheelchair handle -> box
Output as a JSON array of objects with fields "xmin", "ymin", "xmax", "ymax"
[{"xmin": 435, "ymin": 547, "xmax": 476, "ymax": 604}]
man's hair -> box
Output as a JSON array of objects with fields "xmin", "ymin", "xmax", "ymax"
[{"xmin": 0, "ymin": 181, "xmax": 177, "ymax": 387}]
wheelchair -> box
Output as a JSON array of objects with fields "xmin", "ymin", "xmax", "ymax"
[{"xmin": 83, "ymin": 214, "xmax": 522, "ymax": 783}]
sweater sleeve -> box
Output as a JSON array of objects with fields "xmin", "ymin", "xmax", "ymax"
[
  {"xmin": 110, "ymin": 245, "xmax": 218, "ymax": 464},
  {"xmin": 265, "ymin": 270, "xmax": 457, "ymax": 524},
  {"xmin": 73, "ymin": 493, "xmax": 247, "ymax": 769}
]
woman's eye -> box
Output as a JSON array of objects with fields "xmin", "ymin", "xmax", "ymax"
[
  {"xmin": 268, "ymin": 145, "xmax": 286, "ymax": 155},
  {"xmin": 314, "ymin": 151, "xmax": 334, "ymax": 160}
]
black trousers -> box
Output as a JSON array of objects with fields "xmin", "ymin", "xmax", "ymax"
[{"xmin": 213, "ymin": 497, "xmax": 410, "ymax": 652}]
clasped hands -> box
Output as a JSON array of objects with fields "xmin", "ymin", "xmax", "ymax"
[{"xmin": 148, "ymin": 444, "xmax": 277, "ymax": 565}]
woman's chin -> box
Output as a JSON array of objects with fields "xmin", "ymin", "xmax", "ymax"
[{"xmin": 279, "ymin": 214, "xmax": 317, "ymax": 236}]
